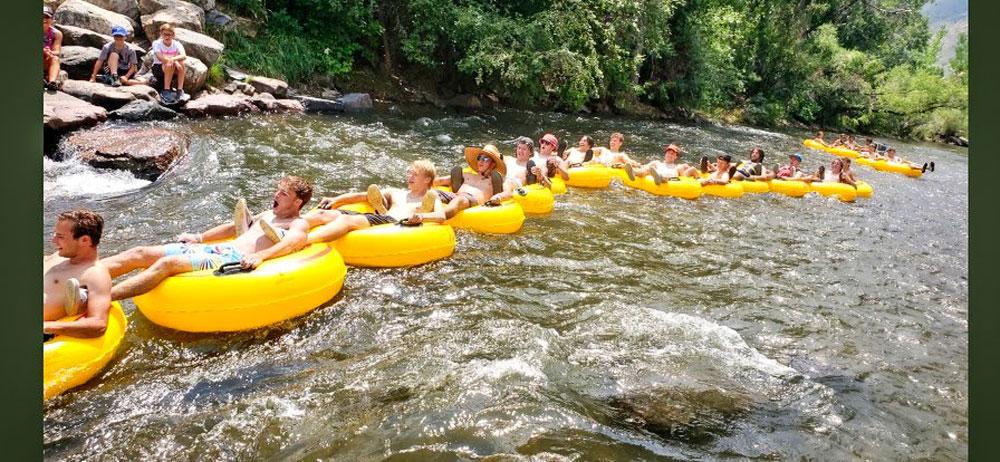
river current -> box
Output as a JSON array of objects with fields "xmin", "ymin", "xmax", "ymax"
[{"xmin": 42, "ymin": 108, "xmax": 968, "ymax": 461}]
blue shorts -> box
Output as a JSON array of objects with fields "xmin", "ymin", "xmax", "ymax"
[{"xmin": 164, "ymin": 243, "xmax": 243, "ymax": 271}]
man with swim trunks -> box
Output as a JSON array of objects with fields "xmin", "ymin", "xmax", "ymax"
[
  {"xmin": 529, "ymin": 134, "xmax": 570, "ymax": 183},
  {"xmin": 409, "ymin": 144, "xmax": 510, "ymax": 224},
  {"xmin": 42, "ymin": 7, "xmax": 63, "ymax": 90},
  {"xmin": 301, "ymin": 160, "xmax": 440, "ymax": 243},
  {"xmin": 624, "ymin": 143, "xmax": 694, "ymax": 184},
  {"xmin": 44, "ymin": 210, "xmax": 113, "ymax": 339},
  {"xmin": 101, "ymin": 176, "xmax": 312, "ymax": 300},
  {"xmin": 731, "ymin": 148, "xmax": 772, "ymax": 181}
]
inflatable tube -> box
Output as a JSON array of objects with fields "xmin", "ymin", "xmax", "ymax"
[
  {"xmin": 855, "ymin": 157, "xmax": 876, "ymax": 167},
  {"xmin": 548, "ymin": 176, "xmax": 567, "ymax": 195},
  {"xmin": 870, "ymin": 160, "xmax": 922, "ymax": 177},
  {"xmin": 809, "ymin": 181, "xmax": 857, "ymax": 202},
  {"xmin": 565, "ymin": 164, "xmax": 613, "ymax": 188},
  {"xmin": 702, "ymin": 182, "xmax": 744, "ymax": 198},
  {"xmin": 856, "ymin": 181, "xmax": 873, "ymax": 198},
  {"xmin": 434, "ymin": 186, "xmax": 527, "ymax": 233},
  {"xmin": 637, "ymin": 176, "xmax": 702, "ymax": 199},
  {"xmin": 513, "ymin": 184, "xmax": 555, "ymax": 214},
  {"xmin": 803, "ymin": 139, "xmax": 828, "ymax": 150},
  {"xmin": 44, "ymin": 303, "xmax": 127, "ymax": 401},
  {"xmin": 767, "ymin": 179, "xmax": 810, "ymax": 197},
  {"xmin": 331, "ymin": 203, "xmax": 456, "ymax": 267},
  {"xmin": 828, "ymin": 147, "xmax": 860, "ymax": 158},
  {"xmin": 134, "ymin": 243, "xmax": 346, "ymax": 332},
  {"xmin": 736, "ymin": 180, "xmax": 770, "ymax": 193},
  {"xmin": 609, "ymin": 167, "xmax": 629, "ymax": 184}
]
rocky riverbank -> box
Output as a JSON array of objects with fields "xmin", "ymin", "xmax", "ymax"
[{"xmin": 43, "ymin": 0, "xmax": 373, "ymax": 179}]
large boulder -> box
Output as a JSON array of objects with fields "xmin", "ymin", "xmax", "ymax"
[
  {"xmin": 249, "ymin": 93, "xmax": 304, "ymax": 114},
  {"xmin": 64, "ymin": 127, "xmax": 188, "ymax": 180},
  {"xmin": 293, "ymin": 96, "xmax": 344, "ymax": 113},
  {"xmin": 43, "ymin": 91, "xmax": 108, "ymax": 138},
  {"xmin": 248, "ymin": 76, "xmax": 287, "ymax": 99},
  {"xmin": 54, "ymin": 25, "xmax": 147, "ymax": 58},
  {"xmin": 140, "ymin": 6, "xmax": 203, "ymax": 42},
  {"xmin": 173, "ymin": 27, "xmax": 223, "ymax": 67},
  {"xmin": 59, "ymin": 46, "xmax": 102, "ymax": 80},
  {"xmin": 44, "ymin": 0, "xmax": 67, "ymax": 12},
  {"xmin": 205, "ymin": 9, "xmax": 234, "ymax": 29},
  {"xmin": 82, "ymin": 0, "xmax": 139, "ymax": 20},
  {"xmin": 188, "ymin": 0, "xmax": 214, "ymax": 10},
  {"xmin": 182, "ymin": 56, "xmax": 208, "ymax": 94},
  {"xmin": 182, "ymin": 93, "xmax": 260, "ymax": 118},
  {"xmin": 137, "ymin": 0, "xmax": 201, "ymax": 15},
  {"xmin": 55, "ymin": 0, "xmax": 137, "ymax": 38},
  {"xmin": 109, "ymin": 99, "xmax": 179, "ymax": 121},
  {"xmin": 341, "ymin": 93, "xmax": 373, "ymax": 112},
  {"xmin": 60, "ymin": 79, "xmax": 158, "ymax": 110}
]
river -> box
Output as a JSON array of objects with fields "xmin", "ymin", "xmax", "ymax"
[{"xmin": 42, "ymin": 108, "xmax": 968, "ymax": 461}]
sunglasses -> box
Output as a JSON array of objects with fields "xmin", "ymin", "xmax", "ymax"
[
  {"xmin": 540, "ymin": 140, "xmax": 552, "ymax": 146},
  {"xmin": 477, "ymin": 155, "xmax": 491, "ymax": 162}
]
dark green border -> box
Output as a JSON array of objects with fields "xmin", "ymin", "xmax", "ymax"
[
  {"xmin": 0, "ymin": 0, "xmax": 42, "ymax": 459},
  {"xmin": 969, "ymin": 0, "xmax": 999, "ymax": 458}
]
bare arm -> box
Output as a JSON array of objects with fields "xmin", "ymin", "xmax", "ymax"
[
  {"xmin": 89, "ymin": 58, "xmax": 105, "ymax": 81},
  {"xmin": 432, "ymin": 176, "xmax": 452, "ymax": 187},
  {"xmin": 51, "ymin": 30, "xmax": 62, "ymax": 55},
  {"xmin": 241, "ymin": 218, "xmax": 309, "ymax": 269},
  {"xmin": 318, "ymin": 192, "xmax": 366, "ymax": 210},
  {"xmin": 42, "ymin": 266, "xmax": 112, "ymax": 338}
]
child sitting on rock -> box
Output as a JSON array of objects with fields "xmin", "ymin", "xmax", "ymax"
[
  {"xmin": 150, "ymin": 23, "xmax": 187, "ymax": 103},
  {"xmin": 88, "ymin": 26, "xmax": 138, "ymax": 88}
]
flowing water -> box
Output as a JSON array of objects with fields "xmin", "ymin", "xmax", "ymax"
[{"xmin": 42, "ymin": 108, "xmax": 968, "ymax": 461}]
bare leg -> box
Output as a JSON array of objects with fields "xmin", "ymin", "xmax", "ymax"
[
  {"xmin": 443, "ymin": 196, "xmax": 471, "ymax": 219},
  {"xmin": 306, "ymin": 214, "xmax": 369, "ymax": 244},
  {"xmin": 163, "ymin": 62, "xmax": 175, "ymax": 90},
  {"xmin": 110, "ymin": 255, "xmax": 192, "ymax": 300},
  {"xmin": 45, "ymin": 56, "xmax": 61, "ymax": 83},
  {"xmin": 174, "ymin": 61, "xmax": 185, "ymax": 91},
  {"xmin": 302, "ymin": 208, "xmax": 344, "ymax": 228},
  {"xmin": 101, "ymin": 245, "xmax": 167, "ymax": 278},
  {"xmin": 107, "ymin": 53, "xmax": 119, "ymax": 77}
]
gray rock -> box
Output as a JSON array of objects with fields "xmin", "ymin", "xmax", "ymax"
[
  {"xmin": 108, "ymin": 99, "xmax": 178, "ymax": 120},
  {"xmin": 224, "ymin": 67, "xmax": 248, "ymax": 81},
  {"xmin": 45, "ymin": 0, "xmax": 67, "ymax": 12},
  {"xmin": 55, "ymin": 25, "xmax": 147, "ymax": 58},
  {"xmin": 340, "ymin": 92, "xmax": 373, "ymax": 112},
  {"xmin": 249, "ymin": 93, "xmax": 305, "ymax": 113},
  {"xmin": 82, "ymin": 0, "xmax": 139, "ymax": 20},
  {"xmin": 137, "ymin": 0, "xmax": 202, "ymax": 16},
  {"xmin": 172, "ymin": 28, "xmax": 223, "ymax": 67},
  {"xmin": 445, "ymin": 94, "xmax": 482, "ymax": 110},
  {"xmin": 44, "ymin": 91, "xmax": 108, "ymax": 136},
  {"xmin": 187, "ymin": 0, "xmax": 214, "ymax": 10},
  {"xmin": 55, "ymin": 0, "xmax": 137, "ymax": 38},
  {"xmin": 248, "ymin": 76, "xmax": 288, "ymax": 99},
  {"xmin": 61, "ymin": 79, "xmax": 158, "ymax": 110},
  {"xmin": 59, "ymin": 46, "xmax": 103, "ymax": 80},
  {"xmin": 321, "ymin": 89, "xmax": 342, "ymax": 100},
  {"xmin": 205, "ymin": 9, "xmax": 234, "ymax": 28},
  {"xmin": 182, "ymin": 93, "xmax": 260, "ymax": 117},
  {"xmin": 294, "ymin": 96, "xmax": 344, "ymax": 113},
  {"xmin": 222, "ymin": 81, "xmax": 239, "ymax": 94},
  {"xmin": 65, "ymin": 127, "xmax": 188, "ymax": 180},
  {"xmin": 181, "ymin": 57, "xmax": 209, "ymax": 94},
  {"xmin": 140, "ymin": 6, "xmax": 203, "ymax": 42}
]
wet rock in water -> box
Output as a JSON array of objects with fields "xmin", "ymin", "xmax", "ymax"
[
  {"xmin": 108, "ymin": 99, "xmax": 178, "ymax": 121},
  {"xmin": 249, "ymin": 93, "xmax": 304, "ymax": 114},
  {"xmin": 59, "ymin": 46, "xmax": 102, "ymax": 80},
  {"xmin": 63, "ymin": 127, "xmax": 188, "ymax": 180},
  {"xmin": 55, "ymin": 24, "xmax": 147, "ymax": 59},
  {"xmin": 340, "ymin": 92, "xmax": 373, "ymax": 112},
  {"xmin": 61, "ymin": 79, "xmax": 158, "ymax": 110},
  {"xmin": 606, "ymin": 388, "xmax": 749, "ymax": 444},
  {"xmin": 434, "ymin": 134, "xmax": 452, "ymax": 144},
  {"xmin": 56, "ymin": 0, "xmax": 138, "ymax": 38},
  {"xmin": 140, "ymin": 5, "xmax": 204, "ymax": 41},
  {"xmin": 248, "ymin": 76, "xmax": 288, "ymax": 99},
  {"xmin": 182, "ymin": 93, "xmax": 260, "ymax": 117},
  {"xmin": 205, "ymin": 9, "xmax": 234, "ymax": 28},
  {"xmin": 294, "ymin": 96, "xmax": 344, "ymax": 113},
  {"xmin": 416, "ymin": 117, "xmax": 434, "ymax": 126},
  {"xmin": 82, "ymin": 0, "xmax": 141, "ymax": 20},
  {"xmin": 445, "ymin": 94, "xmax": 482, "ymax": 110},
  {"xmin": 172, "ymin": 27, "xmax": 224, "ymax": 67},
  {"xmin": 44, "ymin": 91, "xmax": 108, "ymax": 140}
]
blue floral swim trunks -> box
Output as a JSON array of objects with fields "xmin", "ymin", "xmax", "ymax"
[{"xmin": 163, "ymin": 243, "xmax": 243, "ymax": 271}]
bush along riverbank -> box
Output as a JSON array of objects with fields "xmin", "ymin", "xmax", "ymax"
[
  {"xmin": 206, "ymin": 0, "xmax": 968, "ymax": 147},
  {"xmin": 42, "ymin": 0, "xmax": 375, "ymax": 179}
]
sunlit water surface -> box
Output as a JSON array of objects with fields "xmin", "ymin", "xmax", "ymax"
[{"xmin": 43, "ymin": 108, "xmax": 967, "ymax": 461}]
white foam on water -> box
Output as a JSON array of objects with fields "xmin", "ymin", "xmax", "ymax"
[{"xmin": 44, "ymin": 157, "xmax": 151, "ymax": 200}]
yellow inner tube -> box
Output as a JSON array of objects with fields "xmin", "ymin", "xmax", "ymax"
[
  {"xmin": 701, "ymin": 182, "xmax": 745, "ymax": 198},
  {"xmin": 870, "ymin": 160, "xmax": 922, "ymax": 177},
  {"xmin": 828, "ymin": 147, "xmax": 860, "ymax": 158},
  {"xmin": 565, "ymin": 164, "xmax": 613, "ymax": 188},
  {"xmin": 133, "ymin": 243, "xmax": 347, "ymax": 333},
  {"xmin": 44, "ymin": 302, "xmax": 127, "ymax": 401},
  {"xmin": 333, "ymin": 203, "xmax": 456, "ymax": 267},
  {"xmin": 803, "ymin": 139, "xmax": 827, "ymax": 150},
  {"xmin": 514, "ymin": 183, "xmax": 555, "ymax": 214},
  {"xmin": 434, "ymin": 186, "xmax": 526, "ymax": 234},
  {"xmin": 856, "ymin": 181, "xmax": 873, "ymax": 198},
  {"xmin": 549, "ymin": 176, "xmax": 568, "ymax": 195},
  {"xmin": 809, "ymin": 181, "xmax": 857, "ymax": 202},
  {"xmin": 637, "ymin": 176, "xmax": 703, "ymax": 199},
  {"xmin": 736, "ymin": 180, "xmax": 770, "ymax": 193},
  {"xmin": 767, "ymin": 179, "xmax": 810, "ymax": 197}
]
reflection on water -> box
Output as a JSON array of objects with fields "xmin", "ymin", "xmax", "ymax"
[{"xmin": 43, "ymin": 108, "xmax": 967, "ymax": 461}]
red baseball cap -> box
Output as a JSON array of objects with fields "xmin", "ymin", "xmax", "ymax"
[
  {"xmin": 666, "ymin": 143, "xmax": 681, "ymax": 153},
  {"xmin": 538, "ymin": 133, "xmax": 558, "ymax": 147}
]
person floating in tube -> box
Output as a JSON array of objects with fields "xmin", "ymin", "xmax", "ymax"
[
  {"xmin": 407, "ymin": 144, "xmax": 511, "ymax": 225},
  {"xmin": 44, "ymin": 210, "xmax": 113, "ymax": 340},
  {"xmin": 527, "ymin": 133, "xmax": 569, "ymax": 186},
  {"xmin": 624, "ymin": 143, "xmax": 697, "ymax": 184},
  {"xmin": 100, "ymin": 176, "xmax": 312, "ymax": 300}
]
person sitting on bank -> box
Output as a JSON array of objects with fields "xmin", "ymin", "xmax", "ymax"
[
  {"xmin": 43, "ymin": 210, "xmax": 113, "ymax": 340},
  {"xmin": 885, "ymin": 148, "xmax": 934, "ymax": 173},
  {"xmin": 528, "ymin": 133, "xmax": 570, "ymax": 184},
  {"xmin": 624, "ymin": 143, "xmax": 695, "ymax": 184},
  {"xmin": 595, "ymin": 132, "xmax": 641, "ymax": 168},
  {"xmin": 150, "ymin": 23, "xmax": 186, "ymax": 103},
  {"xmin": 42, "ymin": 7, "xmax": 63, "ymax": 91},
  {"xmin": 730, "ymin": 148, "xmax": 772, "ymax": 181},
  {"xmin": 409, "ymin": 145, "xmax": 510, "ymax": 224},
  {"xmin": 699, "ymin": 155, "xmax": 733, "ymax": 186},
  {"xmin": 300, "ymin": 160, "xmax": 440, "ymax": 243},
  {"xmin": 100, "ymin": 176, "xmax": 312, "ymax": 301},
  {"xmin": 88, "ymin": 26, "xmax": 138, "ymax": 88}
]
